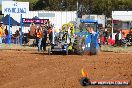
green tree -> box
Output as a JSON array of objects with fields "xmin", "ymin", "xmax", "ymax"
[
  {"xmin": 2, "ymin": 0, "xmax": 132, "ymax": 17},
  {"xmin": 14, "ymin": 0, "xmax": 38, "ymax": 10}
]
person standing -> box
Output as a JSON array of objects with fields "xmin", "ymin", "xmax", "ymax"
[
  {"xmin": 48, "ymin": 27, "xmax": 53, "ymax": 44},
  {"xmin": 15, "ymin": 29, "xmax": 20, "ymax": 44},
  {"xmin": 29, "ymin": 22, "xmax": 37, "ymax": 39},
  {"xmin": 103, "ymin": 29, "xmax": 108, "ymax": 45},
  {"xmin": 36, "ymin": 27, "xmax": 42, "ymax": 52},
  {"xmin": 0, "ymin": 23, "xmax": 4, "ymax": 47},
  {"xmin": 29, "ymin": 22, "xmax": 37, "ymax": 46},
  {"xmin": 41, "ymin": 26, "xmax": 47, "ymax": 51},
  {"xmin": 4, "ymin": 26, "xmax": 8, "ymax": 44},
  {"xmin": 115, "ymin": 31, "xmax": 120, "ymax": 46}
]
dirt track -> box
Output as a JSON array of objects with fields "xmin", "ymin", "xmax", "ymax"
[{"xmin": 0, "ymin": 50, "xmax": 132, "ymax": 88}]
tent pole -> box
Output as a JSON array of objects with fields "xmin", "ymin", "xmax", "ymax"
[
  {"xmin": 20, "ymin": 14, "xmax": 22, "ymax": 47},
  {"xmin": 112, "ymin": 18, "xmax": 113, "ymax": 40},
  {"xmin": 8, "ymin": 14, "xmax": 11, "ymax": 44}
]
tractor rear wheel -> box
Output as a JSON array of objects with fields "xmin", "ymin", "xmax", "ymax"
[
  {"xmin": 73, "ymin": 37, "xmax": 85, "ymax": 55},
  {"xmin": 90, "ymin": 43, "xmax": 97, "ymax": 55}
]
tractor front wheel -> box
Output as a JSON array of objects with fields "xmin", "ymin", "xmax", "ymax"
[
  {"xmin": 66, "ymin": 47, "xmax": 68, "ymax": 55},
  {"xmin": 73, "ymin": 37, "xmax": 85, "ymax": 55},
  {"xmin": 48, "ymin": 48, "xmax": 51, "ymax": 55}
]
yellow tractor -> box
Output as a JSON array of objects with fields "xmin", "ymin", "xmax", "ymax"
[
  {"xmin": 62, "ymin": 23, "xmax": 74, "ymax": 36},
  {"xmin": 61, "ymin": 23, "xmax": 75, "ymax": 50},
  {"xmin": 48, "ymin": 22, "xmax": 75, "ymax": 55}
]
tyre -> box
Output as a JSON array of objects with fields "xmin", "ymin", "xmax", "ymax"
[
  {"xmin": 66, "ymin": 47, "xmax": 68, "ymax": 55},
  {"xmin": 73, "ymin": 37, "xmax": 85, "ymax": 55},
  {"xmin": 80, "ymin": 77, "xmax": 91, "ymax": 86},
  {"xmin": 48, "ymin": 48, "xmax": 51, "ymax": 55},
  {"xmin": 90, "ymin": 43, "xmax": 97, "ymax": 55}
]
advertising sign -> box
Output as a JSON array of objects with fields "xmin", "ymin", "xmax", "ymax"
[
  {"xmin": 2, "ymin": 1, "xmax": 29, "ymax": 14},
  {"xmin": 2, "ymin": 1, "xmax": 29, "ymax": 46},
  {"xmin": 22, "ymin": 18, "xmax": 49, "ymax": 24}
]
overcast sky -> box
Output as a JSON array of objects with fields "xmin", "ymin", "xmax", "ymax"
[{"xmin": 0, "ymin": 0, "xmax": 13, "ymax": 5}]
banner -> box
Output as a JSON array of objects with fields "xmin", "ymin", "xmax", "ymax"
[
  {"xmin": 2, "ymin": 1, "xmax": 29, "ymax": 14},
  {"xmin": 22, "ymin": 18, "xmax": 49, "ymax": 24}
]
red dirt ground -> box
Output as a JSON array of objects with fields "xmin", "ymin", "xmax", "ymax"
[{"xmin": 0, "ymin": 50, "xmax": 132, "ymax": 88}]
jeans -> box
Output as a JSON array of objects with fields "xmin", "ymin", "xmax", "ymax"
[
  {"xmin": 15, "ymin": 37, "xmax": 19, "ymax": 44},
  {"xmin": 41, "ymin": 38, "xmax": 47, "ymax": 51},
  {"xmin": 38, "ymin": 38, "xmax": 42, "ymax": 51}
]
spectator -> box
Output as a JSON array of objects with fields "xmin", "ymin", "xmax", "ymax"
[
  {"xmin": 4, "ymin": 26, "xmax": 8, "ymax": 44},
  {"xmin": 48, "ymin": 27, "xmax": 53, "ymax": 44},
  {"xmin": 103, "ymin": 29, "xmax": 109, "ymax": 44},
  {"xmin": 15, "ymin": 30, "xmax": 20, "ymax": 36},
  {"xmin": 99, "ymin": 29, "xmax": 104, "ymax": 45},
  {"xmin": 14, "ymin": 30, "xmax": 20, "ymax": 44},
  {"xmin": 36, "ymin": 27, "xmax": 42, "ymax": 52},
  {"xmin": 41, "ymin": 26, "xmax": 47, "ymax": 51},
  {"xmin": 115, "ymin": 31, "xmax": 120, "ymax": 46},
  {"xmin": 29, "ymin": 22, "xmax": 37, "ymax": 39},
  {"xmin": 0, "ymin": 24, "xmax": 3, "ymax": 46}
]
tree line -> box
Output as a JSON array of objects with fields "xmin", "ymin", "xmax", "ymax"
[{"xmin": 4, "ymin": 0, "xmax": 132, "ymax": 17}]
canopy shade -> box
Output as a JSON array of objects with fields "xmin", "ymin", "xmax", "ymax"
[{"xmin": 1, "ymin": 15, "xmax": 19, "ymax": 26}]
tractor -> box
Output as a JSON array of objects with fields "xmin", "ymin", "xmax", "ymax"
[
  {"xmin": 48, "ymin": 23, "xmax": 74, "ymax": 55},
  {"xmin": 48, "ymin": 19, "xmax": 99, "ymax": 55},
  {"xmin": 73, "ymin": 19, "xmax": 99, "ymax": 55}
]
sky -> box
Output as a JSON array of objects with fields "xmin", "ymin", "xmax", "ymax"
[{"xmin": 0, "ymin": 0, "xmax": 13, "ymax": 5}]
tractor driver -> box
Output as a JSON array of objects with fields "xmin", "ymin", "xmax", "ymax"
[
  {"xmin": 87, "ymin": 27, "xmax": 96, "ymax": 34},
  {"xmin": 87, "ymin": 27, "xmax": 93, "ymax": 33},
  {"xmin": 62, "ymin": 26, "xmax": 70, "ymax": 44}
]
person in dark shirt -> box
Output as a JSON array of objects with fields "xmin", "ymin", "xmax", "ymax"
[
  {"xmin": 48, "ymin": 27, "xmax": 53, "ymax": 44},
  {"xmin": 103, "ymin": 29, "xmax": 109, "ymax": 44},
  {"xmin": 41, "ymin": 26, "xmax": 47, "ymax": 51},
  {"xmin": 4, "ymin": 26, "xmax": 8, "ymax": 43},
  {"xmin": 115, "ymin": 31, "xmax": 120, "ymax": 46}
]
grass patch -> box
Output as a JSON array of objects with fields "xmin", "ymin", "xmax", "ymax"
[
  {"xmin": 101, "ymin": 45, "xmax": 132, "ymax": 53},
  {"xmin": 0, "ymin": 44, "xmax": 36, "ymax": 50}
]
